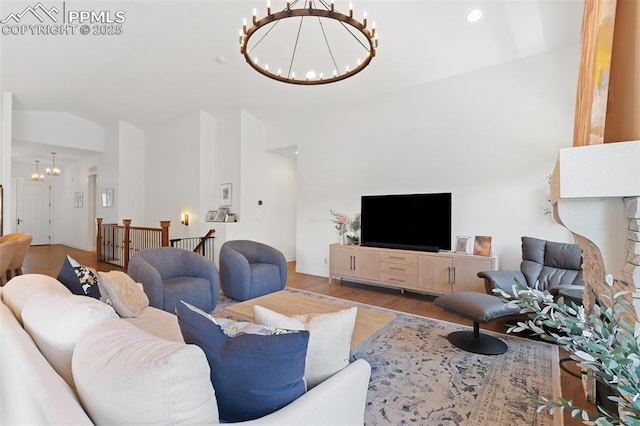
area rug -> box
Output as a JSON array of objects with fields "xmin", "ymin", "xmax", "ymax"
[{"xmin": 213, "ymin": 289, "xmax": 562, "ymax": 426}]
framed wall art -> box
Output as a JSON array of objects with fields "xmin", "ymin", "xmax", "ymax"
[
  {"xmin": 220, "ymin": 183, "xmax": 232, "ymax": 206},
  {"xmin": 74, "ymin": 192, "xmax": 83, "ymax": 208},
  {"xmin": 101, "ymin": 188, "xmax": 114, "ymax": 208}
]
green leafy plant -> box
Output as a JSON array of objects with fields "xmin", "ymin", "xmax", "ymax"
[{"xmin": 496, "ymin": 277, "xmax": 640, "ymax": 426}]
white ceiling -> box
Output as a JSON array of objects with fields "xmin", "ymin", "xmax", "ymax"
[{"xmin": 0, "ymin": 0, "xmax": 584, "ymax": 162}]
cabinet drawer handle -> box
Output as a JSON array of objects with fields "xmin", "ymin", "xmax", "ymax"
[
  {"xmin": 389, "ymin": 267, "xmax": 406, "ymax": 271},
  {"xmin": 388, "ymin": 256, "xmax": 406, "ymax": 260},
  {"xmin": 389, "ymin": 278, "xmax": 405, "ymax": 283}
]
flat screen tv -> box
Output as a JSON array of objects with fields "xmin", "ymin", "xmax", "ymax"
[{"xmin": 360, "ymin": 193, "xmax": 451, "ymax": 252}]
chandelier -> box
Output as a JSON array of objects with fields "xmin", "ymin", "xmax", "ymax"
[
  {"xmin": 31, "ymin": 160, "xmax": 44, "ymax": 182},
  {"xmin": 239, "ymin": 0, "xmax": 378, "ymax": 85},
  {"xmin": 46, "ymin": 152, "xmax": 60, "ymax": 176}
]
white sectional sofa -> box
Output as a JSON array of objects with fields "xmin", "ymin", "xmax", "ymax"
[{"xmin": 0, "ymin": 274, "xmax": 371, "ymax": 425}]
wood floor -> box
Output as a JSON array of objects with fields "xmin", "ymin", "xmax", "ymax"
[{"xmin": 21, "ymin": 244, "xmax": 594, "ymax": 425}]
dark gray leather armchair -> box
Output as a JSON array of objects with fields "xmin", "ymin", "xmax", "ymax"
[
  {"xmin": 219, "ymin": 240, "xmax": 287, "ymax": 301},
  {"xmin": 127, "ymin": 247, "xmax": 219, "ymax": 313},
  {"xmin": 478, "ymin": 236, "xmax": 584, "ymax": 296}
]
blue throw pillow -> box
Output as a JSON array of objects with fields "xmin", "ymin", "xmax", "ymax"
[
  {"xmin": 175, "ymin": 301, "xmax": 309, "ymax": 422},
  {"xmin": 56, "ymin": 255, "xmax": 101, "ymax": 299}
]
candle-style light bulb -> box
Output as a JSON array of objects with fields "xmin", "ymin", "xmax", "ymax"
[
  {"xmin": 330, "ymin": 0, "xmax": 334, "ymax": 11},
  {"xmin": 267, "ymin": 0, "xmax": 271, "ymax": 15},
  {"xmin": 242, "ymin": 17, "xmax": 247, "ymax": 33},
  {"xmin": 349, "ymin": 2, "xmax": 353, "ymax": 17},
  {"xmin": 291, "ymin": 72, "xmax": 296, "ymax": 80},
  {"xmin": 252, "ymin": 8, "xmax": 257, "ymax": 24},
  {"xmin": 363, "ymin": 11, "xmax": 367, "ymax": 27}
]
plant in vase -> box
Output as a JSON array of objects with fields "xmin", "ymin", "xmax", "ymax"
[
  {"xmin": 348, "ymin": 213, "xmax": 361, "ymax": 244},
  {"xmin": 330, "ymin": 210, "xmax": 361, "ymax": 244},
  {"xmin": 329, "ymin": 209, "xmax": 349, "ymax": 244},
  {"xmin": 346, "ymin": 232, "xmax": 358, "ymax": 245},
  {"xmin": 496, "ymin": 276, "xmax": 640, "ymax": 426}
]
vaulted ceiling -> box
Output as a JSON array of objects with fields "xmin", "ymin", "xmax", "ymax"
[{"xmin": 1, "ymin": 0, "xmax": 584, "ymax": 161}]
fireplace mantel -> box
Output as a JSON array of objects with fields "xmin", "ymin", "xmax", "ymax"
[{"xmin": 550, "ymin": 140, "xmax": 640, "ymax": 315}]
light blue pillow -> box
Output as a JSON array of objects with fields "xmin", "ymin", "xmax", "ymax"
[{"xmin": 175, "ymin": 301, "xmax": 309, "ymax": 422}]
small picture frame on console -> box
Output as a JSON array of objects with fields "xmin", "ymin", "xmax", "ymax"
[
  {"xmin": 213, "ymin": 207, "xmax": 229, "ymax": 222},
  {"xmin": 206, "ymin": 210, "xmax": 217, "ymax": 222},
  {"xmin": 455, "ymin": 236, "xmax": 471, "ymax": 254},
  {"xmin": 473, "ymin": 236, "xmax": 493, "ymax": 256}
]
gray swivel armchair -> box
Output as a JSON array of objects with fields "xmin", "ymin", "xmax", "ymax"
[
  {"xmin": 219, "ymin": 240, "xmax": 287, "ymax": 301},
  {"xmin": 478, "ymin": 236, "xmax": 584, "ymax": 296},
  {"xmin": 127, "ymin": 247, "xmax": 219, "ymax": 313}
]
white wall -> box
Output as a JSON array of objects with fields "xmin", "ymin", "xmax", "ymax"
[
  {"xmin": 12, "ymin": 111, "xmax": 104, "ymax": 151},
  {"xmin": 225, "ymin": 110, "xmax": 297, "ymax": 261},
  {"xmin": 145, "ymin": 112, "xmax": 201, "ymax": 236},
  {"xmin": 205, "ymin": 110, "xmax": 242, "ymax": 261},
  {"xmin": 96, "ymin": 123, "xmax": 119, "ymax": 224},
  {"xmin": 142, "ymin": 109, "xmax": 297, "ymax": 264},
  {"xmin": 118, "ymin": 121, "xmax": 145, "ymax": 224},
  {"xmin": 268, "ymin": 46, "xmax": 579, "ymax": 276},
  {"xmin": 199, "ymin": 111, "xmax": 216, "ymax": 226},
  {"xmin": 50, "ymin": 161, "xmax": 87, "ymax": 249},
  {"xmin": 1, "ymin": 93, "xmax": 12, "ymax": 235}
]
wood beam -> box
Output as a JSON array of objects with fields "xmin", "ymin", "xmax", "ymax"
[{"xmin": 573, "ymin": 0, "xmax": 617, "ymax": 147}]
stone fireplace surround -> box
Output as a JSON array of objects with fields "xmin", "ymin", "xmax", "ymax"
[{"xmin": 551, "ymin": 140, "xmax": 640, "ymax": 401}]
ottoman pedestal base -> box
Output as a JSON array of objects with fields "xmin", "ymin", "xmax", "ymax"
[
  {"xmin": 434, "ymin": 292, "xmax": 520, "ymax": 356},
  {"xmin": 446, "ymin": 324, "xmax": 508, "ymax": 355}
]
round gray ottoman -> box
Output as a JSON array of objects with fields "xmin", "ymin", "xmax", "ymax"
[{"xmin": 434, "ymin": 292, "xmax": 520, "ymax": 355}]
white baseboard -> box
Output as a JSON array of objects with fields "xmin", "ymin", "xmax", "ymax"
[{"xmin": 295, "ymin": 265, "xmax": 328, "ymax": 278}]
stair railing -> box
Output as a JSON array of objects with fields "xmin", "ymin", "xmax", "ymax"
[
  {"xmin": 170, "ymin": 229, "xmax": 216, "ymax": 263},
  {"xmin": 97, "ymin": 218, "xmax": 171, "ymax": 270}
]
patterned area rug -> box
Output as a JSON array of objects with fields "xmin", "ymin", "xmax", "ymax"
[{"xmin": 213, "ymin": 289, "xmax": 562, "ymax": 426}]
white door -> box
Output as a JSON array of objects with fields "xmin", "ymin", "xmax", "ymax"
[{"xmin": 16, "ymin": 180, "xmax": 51, "ymax": 245}]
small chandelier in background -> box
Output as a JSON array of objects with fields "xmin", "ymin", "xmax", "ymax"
[
  {"xmin": 239, "ymin": 0, "xmax": 378, "ymax": 85},
  {"xmin": 31, "ymin": 160, "xmax": 44, "ymax": 182},
  {"xmin": 46, "ymin": 152, "xmax": 60, "ymax": 176}
]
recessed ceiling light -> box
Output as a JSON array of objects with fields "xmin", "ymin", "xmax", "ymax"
[
  {"xmin": 214, "ymin": 56, "xmax": 228, "ymax": 65},
  {"xmin": 466, "ymin": 9, "xmax": 482, "ymax": 23}
]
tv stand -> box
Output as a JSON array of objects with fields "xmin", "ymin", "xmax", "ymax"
[{"xmin": 329, "ymin": 244, "xmax": 497, "ymax": 295}]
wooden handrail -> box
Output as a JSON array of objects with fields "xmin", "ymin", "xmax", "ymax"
[
  {"xmin": 192, "ymin": 229, "xmax": 216, "ymax": 254},
  {"xmin": 122, "ymin": 219, "xmax": 131, "ymax": 270},
  {"xmin": 97, "ymin": 219, "xmax": 171, "ymax": 269}
]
